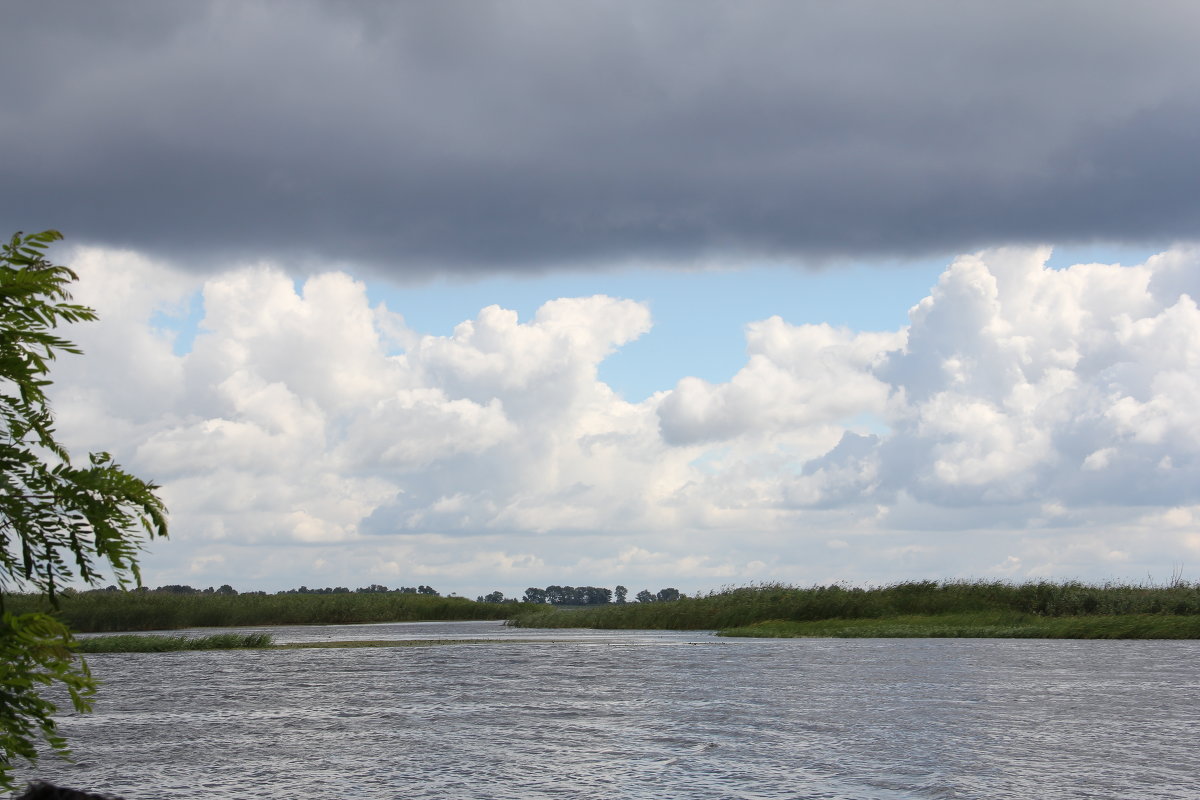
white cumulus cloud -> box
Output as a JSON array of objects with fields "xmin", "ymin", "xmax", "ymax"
[{"xmin": 45, "ymin": 244, "xmax": 1200, "ymax": 592}]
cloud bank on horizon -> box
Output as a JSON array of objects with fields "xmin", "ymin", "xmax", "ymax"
[
  {"xmin": 3, "ymin": 1, "xmax": 1200, "ymax": 273},
  {"xmin": 49, "ymin": 244, "xmax": 1200, "ymax": 592}
]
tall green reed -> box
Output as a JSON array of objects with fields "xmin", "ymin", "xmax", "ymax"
[
  {"xmin": 6, "ymin": 591, "xmax": 533, "ymax": 633},
  {"xmin": 507, "ymin": 579, "xmax": 1200, "ymax": 630}
]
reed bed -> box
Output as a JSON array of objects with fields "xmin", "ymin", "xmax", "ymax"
[
  {"xmin": 506, "ymin": 580, "xmax": 1200, "ymax": 636},
  {"xmin": 75, "ymin": 632, "xmax": 274, "ymax": 653},
  {"xmin": 7, "ymin": 591, "xmax": 530, "ymax": 633},
  {"xmin": 719, "ymin": 613, "xmax": 1200, "ymax": 639}
]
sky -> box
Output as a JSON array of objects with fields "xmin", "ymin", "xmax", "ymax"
[{"xmin": 4, "ymin": 1, "xmax": 1200, "ymax": 597}]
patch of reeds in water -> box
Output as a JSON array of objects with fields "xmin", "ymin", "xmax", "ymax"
[{"xmin": 75, "ymin": 632, "xmax": 273, "ymax": 653}]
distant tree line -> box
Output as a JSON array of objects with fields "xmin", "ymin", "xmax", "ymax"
[
  {"xmin": 525, "ymin": 585, "xmax": 615, "ymax": 605},
  {"xmin": 637, "ymin": 587, "xmax": 681, "ymax": 603},
  {"xmin": 283, "ymin": 584, "xmax": 441, "ymax": 596},
  {"xmin": 475, "ymin": 585, "xmax": 682, "ymax": 605},
  {"xmin": 115, "ymin": 584, "xmax": 242, "ymax": 595},
  {"xmin": 111, "ymin": 582, "xmax": 685, "ymax": 605}
]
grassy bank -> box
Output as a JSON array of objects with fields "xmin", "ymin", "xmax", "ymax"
[
  {"xmin": 507, "ymin": 581, "xmax": 1200, "ymax": 638},
  {"xmin": 7, "ymin": 590, "xmax": 532, "ymax": 633}
]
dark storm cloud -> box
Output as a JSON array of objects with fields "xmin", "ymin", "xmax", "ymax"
[{"xmin": 3, "ymin": 1, "xmax": 1199, "ymax": 275}]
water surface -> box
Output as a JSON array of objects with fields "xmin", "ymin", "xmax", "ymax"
[{"xmin": 20, "ymin": 622, "xmax": 1199, "ymax": 799}]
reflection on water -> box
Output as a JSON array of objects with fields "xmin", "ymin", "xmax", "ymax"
[{"xmin": 18, "ymin": 622, "xmax": 1200, "ymax": 799}]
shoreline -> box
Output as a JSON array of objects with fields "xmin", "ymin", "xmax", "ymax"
[{"xmin": 72, "ymin": 612, "xmax": 1200, "ymax": 654}]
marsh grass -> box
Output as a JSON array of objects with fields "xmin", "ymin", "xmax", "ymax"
[
  {"xmin": 507, "ymin": 580, "xmax": 1200, "ymax": 638},
  {"xmin": 75, "ymin": 632, "xmax": 273, "ymax": 653},
  {"xmin": 271, "ymin": 638, "xmax": 546, "ymax": 649},
  {"xmin": 6, "ymin": 591, "xmax": 530, "ymax": 633},
  {"xmin": 719, "ymin": 613, "xmax": 1200, "ymax": 639}
]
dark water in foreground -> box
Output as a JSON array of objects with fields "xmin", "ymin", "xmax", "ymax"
[{"xmin": 16, "ymin": 621, "xmax": 1199, "ymax": 799}]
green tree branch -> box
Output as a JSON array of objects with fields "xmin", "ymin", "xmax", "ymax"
[{"xmin": 0, "ymin": 230, "xmax": 168, "ymax": 792}]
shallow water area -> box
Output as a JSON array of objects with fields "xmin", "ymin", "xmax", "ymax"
[{"xmin": 20, "ymin": 622, "xmax": 1200, "ymax": 799}]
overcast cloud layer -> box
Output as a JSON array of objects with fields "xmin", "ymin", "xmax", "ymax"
[
  {"xmin": 5, "ymin": 1, "xmax": 1200, "ymax": 273},
  {"xmin": 46, "ymin": 245, "xmax": 1200, "ymax": 594}
]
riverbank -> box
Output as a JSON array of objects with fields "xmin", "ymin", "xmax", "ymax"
[
  {"xmin": 22, "ymin": 580, "xmax": 1200, "ymax": 639},
  {"xmin": 507, "ymin": 581, "xmax": 1200, "ymax": 638},
  {"xmin": 7, "ymin": 590, "xmax": 532, "ymax": 632},
  {"xmin": 74, "ymin": 608, "xmax": 1200, "ymax": 649}
]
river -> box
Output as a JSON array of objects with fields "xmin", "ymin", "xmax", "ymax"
[{"xmin": 14, "ymin": 621, "xmax": 1199, "ymax": 799}]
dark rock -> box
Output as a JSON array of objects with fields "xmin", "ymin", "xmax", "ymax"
[{"xmin": 15, "ymin": 782, "xmax": 124, "ymax": 800}]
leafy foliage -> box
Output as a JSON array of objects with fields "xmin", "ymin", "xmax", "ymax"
[
  {"xmin": 0, "ymin": 231, "xmax": 168, "ymax": 791},
  {"xmin": 0, "ymin": 613, "xmax": 95, "ymax": 780}
]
